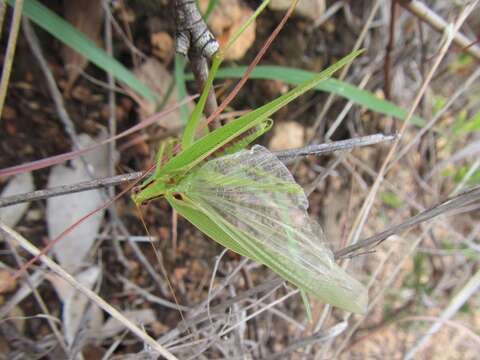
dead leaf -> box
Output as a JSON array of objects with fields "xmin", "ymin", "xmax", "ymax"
[
  {"xmin": 64, "ymin": 267, "xmax": 102, "ymax": 345},
  {"xmin": 0, "ymin": 270, "xmax": 16, "ymax": 294},
  {"xmin": 81, "ymin": 344, "xmax": 106, "ymax": 359},
  {"xmin": 134, "ymin": 58, "xmax": 189, "ymax": 128},
  {"xmin": 62, "ymin": 0, "xmax": 103, "ymax": 88},
  {"xmin": 99, "ymin": 309, "xmax": 156, "ymax": 339},
  {"xmin": 0, "ymin": 172, "xmax": 34, "ymax": 228},
  {"xmin": 46, "ymin": 133, "xmax": 111, "ymax": 272},
  {"xmin": 6, "ymin": 306, "xmax": 25, "ymax": 334},
  {"xmin": 111, "ymin": 350, "xmax": 158, "ymax": 360},
  {"xmin": 199, "ymin": 0, "xmax": 255, "ymax": 60},
  {"xmin": 269, "ymin": 0, "xmax": 325, "ymax": 21},
  {"xmin": 151, "ymin": 31, "xmax": 174, "ymax": 62},
  {"xmin": 50, "ymin": 266, "xmax": 103, "ymax": 346},
  {"xmin": 269, "ymin": 121, "xmax": 305, "ymax": 151}
]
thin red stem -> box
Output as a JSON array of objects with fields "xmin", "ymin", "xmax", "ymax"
[
  {"xmin": 2, "ymin": 163, "xmax": 156, "ymax": 292},
  {"xmin": 169, "ymin": 1, "xmax": 298, "ymax": 156},
  {"xmin": 4, "ymin": 3, "xmax": 299, "ymax": 288},
  {"xmin": 203, "ymin": 2, "xmax": 297, "ymax": 128}
]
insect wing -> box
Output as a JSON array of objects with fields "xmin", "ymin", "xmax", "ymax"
[{"xmin": 179, "ymin": 145, "xmax": 368, "ymax": 313}]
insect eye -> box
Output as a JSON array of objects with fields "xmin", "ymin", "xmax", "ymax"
[{"xmin": 173, "ymin": 193, "xmax": 183, "ymax": 200}]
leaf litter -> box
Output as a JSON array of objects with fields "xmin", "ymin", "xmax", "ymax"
[
  {"xmin": 0, "ymin": 172, "xmax": 34, "ymax": 228},
  {"xmin": 46, "ymin": 133, "xmax": 112, "ymax": 272},
  {"xmin": 45, "ymin": 133, "xmax": 112, "ymax": 349}
]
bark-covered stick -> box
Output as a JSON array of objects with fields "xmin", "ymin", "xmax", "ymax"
[
  {"xmin": 174, "ymin": 0, "xmax": 221, "ymax": 128},
  {"xmin": 0, "ymin": 134, "xmax": 396, "ymax": 208}
]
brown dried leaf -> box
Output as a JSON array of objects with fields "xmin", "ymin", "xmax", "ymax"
[
  {"xmin": 6, "ymin": 306, "xmax": 25, "ymax": 334},
  {"xmin": 151, "ymin": 31, "xmax": 174, "ymax": 62},
  {"xmin": 0, "ymin": 172, "xmax": 34, "ymax": 228},
  {"xmin": 49, "ymin": 267, "xmax": 103, "ymax": 346},
  {"xmin": 99, "ymin": 309, "xmax": 156, "ymax": 339},
  {"xmin": 269, "ymin": 0, "xmax": 325, "ymax": 21},
  {"xmin": 199, "ymin": 0, "xmax": 255, "ymax": 60},
  {"xmin": 0, "ymin": 270, "xmax": 17, "ymax": 294},
  {"xmin": 134, "ymin": 58, "xmax": 188, "ymax": 130},
  {"xmin": 269, "ymin": 121, "xmax": 305, "ymax": 151},
  {"xmin": 62, "ymin": 0, "xmax": 103, "ymax": 88},
  {"xmin": 47, "ymin": 133, "xmax": 111, "ymax": 273}
]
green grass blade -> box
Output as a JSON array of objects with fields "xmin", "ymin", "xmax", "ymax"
[
  {"xmin": 186, "ymin": 65, "xmax": 425, "ymax": 126},
  {"xmin": 182, "ymin": 0, "xmax": 271, "ymax": 148},
  {"xmin": 182, "ymin": 54, "xmax": 221, "ymax": 148},
  {"xmin": 203, "ymin": 0, "xmax": 220, "ymax": 21},
  {"xmin": 162, "ymin": 50, "xmax": 363, "ymax": 174},
  {"xmin": 453, "ymin": 111, "xmax": 480, "ymax": 134},
  {"xmin": 10, "ymin": 0, "xmax": 157, "ymax": 104},
  {"xmin": 174, "ymin": 54, "xmax": 189, "ymax": 124}
]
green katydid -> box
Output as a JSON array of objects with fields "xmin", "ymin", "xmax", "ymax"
[{"xmin": 132, "ymin": 49, "xmax": 368, "ymax": 314}]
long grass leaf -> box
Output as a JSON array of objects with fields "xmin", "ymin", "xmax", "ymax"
[
  {"xmin": 186, "ymin": 65, "xmax": 425, "ymax": 126},
  {"xmin": 174, "ymin": 54, "xmax": 189, "ymax": 124},
  {"xmin": 162, "ymin": 50, "xmax": 363, "ymax": 175},
  {"xmin": 8, "ymin": 0, "xmax": 156, "ymax": 103}
]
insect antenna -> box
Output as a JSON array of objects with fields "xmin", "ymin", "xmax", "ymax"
[{"xmin": 134, "ymin": 201, "xmax": 190, "ymax": 334}]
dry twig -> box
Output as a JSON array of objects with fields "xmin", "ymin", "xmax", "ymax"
[
  {"xmin": 335, "ymin": 185, "xmax": 480, "ymax": 259},
  {"xmin": 0, "ymin": 134, "xmax": 396, "ymax": 208},
  {"xmin": 174, "ymin": 0, "xmax": 220, "ymax": 128},
  {"xmin": 0, "ymin": 0, "xmax": 24, "ymax": 119},
  {"xmin": 0, "ymin": 223, "xmax": 178, "ymax": 360},
  {"xmin": 399, "ymin": 0, "xmax": 480, "ymax": 61}
]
